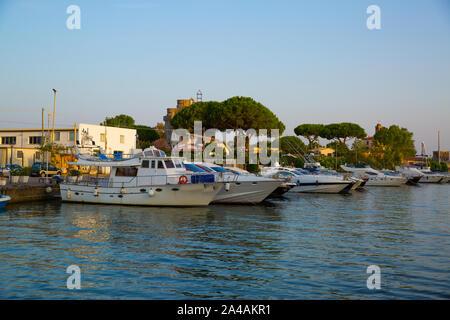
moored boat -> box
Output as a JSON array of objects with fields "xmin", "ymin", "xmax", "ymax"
[
  {"xmin": 186, "ymin": 163, "xmax": 283, "ymax": 204},
  {"xmin": 0, "ymin": 194, "xmax": 11, "ymax": 208},
  {"xmin": 60, "ymin": 147, "xmax": 223, "ymax": 206},
  {"xmin": 341, "ymin": 165, "xmax": 407, "ymax": 186}
]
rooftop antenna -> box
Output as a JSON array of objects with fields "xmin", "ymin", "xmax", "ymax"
[{"xmin": 196, "ymin": 90, "xmax": 203, "ymax": 102}]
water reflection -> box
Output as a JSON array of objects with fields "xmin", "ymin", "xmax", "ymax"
[{"xmin": 0, "ymin": 184, "xmax": 449, "ymax": 299}]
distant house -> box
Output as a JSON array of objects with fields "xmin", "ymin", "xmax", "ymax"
[
  {"xmin": 433, "ymin": 151, "xmax": 449, "ymax": 163},
  {"xmin": 0, "ymin": 124, "xmax": 136, "ymax": 170},
  {"xmin": 311, "ymin": 147, "xmax": 335, "ymax": 157},
  {"xmin": 362, "ymin": 123, "xmax": 383, "ymax": 151}
]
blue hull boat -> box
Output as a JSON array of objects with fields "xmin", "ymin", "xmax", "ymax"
[{"xmin": 0, "ymin": 195, "xmax": 11, "ymax": 208}]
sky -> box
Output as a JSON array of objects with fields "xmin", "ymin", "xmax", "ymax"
[{"xmin": 0, "ymin": 0, "xmax": 449, "ymax": 152}]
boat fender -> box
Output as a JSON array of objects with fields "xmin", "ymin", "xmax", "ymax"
[
  {"xmin": 120, "ymin": 187, "xmax": 126, "ymax": 194},
  {"xmin": 148, "ymin": 188, "xmax": 155, "ymax": 197},
  {"xmin": 94, "ymin": 188, "xmax": 99, "ymax": 197},
  {"xmin": 225, "ymin": 183, "xmax": 231, "ymax": 192},
  {"xmin": 67, "ymin": 189, "xmax": 72, "ymax": 199}
]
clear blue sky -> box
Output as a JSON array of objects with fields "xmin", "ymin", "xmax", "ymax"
[{"xmin": 1, "ymin": 0, "xmax": 449, "ymax": 152}]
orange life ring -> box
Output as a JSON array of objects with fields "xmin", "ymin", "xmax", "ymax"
[{"xmin": 179, "ymin": 175, "xmax": 188, "ymax": 184}]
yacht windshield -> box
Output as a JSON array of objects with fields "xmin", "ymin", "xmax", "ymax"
[
  {"xmin": 211, "ymin": 166, "xmax": 229, "ymax": 173},
  {"xmin": 184, "ymin": 163, "xmax": 207, "ymax": 172},
  {"xmin": 195, "ymin": 164, "xmax": 213, "ymax": 172}
]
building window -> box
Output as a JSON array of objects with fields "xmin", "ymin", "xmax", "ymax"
[
  {"xmin": 2, "ymin": 136, "xmax": 16, "ymax": 145},
  {"xmin": 35, "ymin": 152, "xmax": 41, "ymax": 160},
  {"xmin": 69, "ymin": 132, "xmax": 75, "ymax": 141},
  {"xmin": 120, "ymin": 135, "xmax": 125, "ymax": 144},
  {"xmin": 29, "ymin": 136, "xmax": 42, "ymax": 145},
  {"xmin": 55, "ymin": 132, "xmax": 61, "ymax": 141},
  {"xmin": 100, "ymin": 133, "xmax": 105, "ymax": 142},
  {"xmin": 17, "ymin": 151, "xmax": 23, "ymax": 158}
]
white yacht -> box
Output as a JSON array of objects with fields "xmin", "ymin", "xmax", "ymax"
[
  {"xmin": 261, "ymin": 167, "xmax": 356, "ymax": 194},
  {"xmin": 395, "ymin": 166, "xmax": 424, "ymax": 184},
  {"xmin": 60, "ymin": 147, "xmax": 223, "ymax": 206},
  {"xmin": 185, "ymin": 163, "xmax": 282, "ymax": 204},
  {"xmin": 341, "ymin": 165, "xmax": 407, "ymax": 186},
  {"xmin": 417, "ymin": 167, "xmax": 446, "ymax": 183}
]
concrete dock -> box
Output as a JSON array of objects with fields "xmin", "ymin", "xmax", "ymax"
[{"xmin": 0, "ymin": 178, "xmax": 60, "ymax": 204}]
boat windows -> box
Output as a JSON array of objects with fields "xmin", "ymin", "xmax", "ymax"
[
  {"xmin": 365, "ymin": 171, "xmax": 378, "ymax": 175},
  {"xmin": 144, "ymin": 150, "xmax": 154, "ymax": 157},
  {"xmin": 173, "ymin": 160, "xmax": 183, "ymax": 168},
  {"xmin": 142, "ymin": 160, "xmax": 149, "ymax": 168},
  {"xmin": 157, "ymin": 161, "xmax": 165, "ymax": 169},
  {"xmin": 116, "ymin": 167, "xmax": 138, "ymax": 177},
  {"xmin": 164, "ymin": 160, "xmax": 175, "ymax": 168},
  {"xmin": 151, "ymin": 160, "xmax": 156, "ymax": 169},
  {"xmin": 154, "ymin": 151, "xmax": 161, "ymax": 157}
]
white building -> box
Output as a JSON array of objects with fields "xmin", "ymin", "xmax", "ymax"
[{"xmin": 0, "ymin": 123, "xmax": 136, "ymax": 169}]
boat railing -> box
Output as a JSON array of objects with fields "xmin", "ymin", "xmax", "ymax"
[{"xmin": 63, "ymin": 172, "xmax": 216, "ymax": 188}]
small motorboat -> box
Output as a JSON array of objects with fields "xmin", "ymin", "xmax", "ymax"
[{"xmin": 0, "ymin": 194, "xmax": 11, "ymax": 208}]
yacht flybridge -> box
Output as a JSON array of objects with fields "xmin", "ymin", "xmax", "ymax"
[{"xmin": 60, "ymin": 147, "xmax": 223, "ymax": 206}]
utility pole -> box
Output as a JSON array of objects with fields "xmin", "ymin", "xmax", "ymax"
[
  {"xmin": 104, "ymin": 118, "xmax": 108, "ymax": 153},
  {"xmin": 52, "ymin": 89, "xmax": 57, "ymax": 143},
  {"xmin": 438, "ymin": 131, "xmax": 441, "ymax": 163},
  {"xmin": 41, "ymin": 108, "xmax": 44, "ymax": 142}
]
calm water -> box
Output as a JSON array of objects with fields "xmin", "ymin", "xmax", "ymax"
[{"xmin": 0, "ymin": 184, "xmax": 449, "ymax": 299}]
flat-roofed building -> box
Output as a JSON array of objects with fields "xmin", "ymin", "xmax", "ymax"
[{"xmin": 0, "ymin": 124, "xmax": 136, "ymax": 170}]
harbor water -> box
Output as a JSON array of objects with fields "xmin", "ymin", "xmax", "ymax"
[{"xmin": 0, "ymin": 184, "xmax": 449, "ymax": 299}]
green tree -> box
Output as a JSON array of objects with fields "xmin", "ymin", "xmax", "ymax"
[
  {"xmin": 280, "ymin": 136, "xmax": 307, "ymax": 155},
  {"xmin": 103, "ymin": 114, "xmax": 135, "ymax": 128},
  {"xmin": 171, "ymin": 97, "xmax": 285, "ymax": 134},
  {"xmin": 293, "ymin": 124, "xmax": 324, "ymax": 150},
  {"xmin": 372, "ymin": 125, "xmax": 416, "ymax": 169},
  {"xmin": 135, "ymin": 125, "xmax": 160, "ymax": 149},
  {"xmin": 320, "ymin": 123, "xmax": 366, "ymax": 144}
]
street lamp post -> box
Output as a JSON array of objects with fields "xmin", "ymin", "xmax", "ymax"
[{"xmin": 52, "ymin": 89, "xmax": 57, "ymax": 143}]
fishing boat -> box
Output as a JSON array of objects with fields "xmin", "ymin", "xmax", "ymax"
[
  {"xmin": 261, "ymin": 167, "xmax": 356, "ymax": 194},
  {"xmin": 185, "ymin": 163, "xmax": 283, "ymax": 203},
  {"xmin": 0, "ymin": 194, "xmax": 11, "ymax": 208},
  {"xmin": 341, "ymin": 165, "xmax": 407, "ymax": 186},
  {"xmin": 60, "ymin": 147, "xmax": 223, "ymax": 206}
]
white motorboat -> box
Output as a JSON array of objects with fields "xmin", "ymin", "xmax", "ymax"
[
  {"xmin": 60, "ymin": 147, "xmax": 223, "ymax": 206},
  {"xmin": 261, "ymin": 167, "xmax": 356, "ymax": 194},
  {"xmin": 395, "ymin": 166, "xmax": 424, "ymax": 184},
  {"xmin": 185, "ymin": 163, "xmax": 282, "ymax": 204},
  {"xmin": 417, "ymin": 167, "xmax": 445, "ymax": 183},
  {"xmin": 341, "ymin": 165, "xmax": 407, "ymax": 186}
]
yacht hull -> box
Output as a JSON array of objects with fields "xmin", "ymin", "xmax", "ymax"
[
  {"xmin": 419, "ymin": 175, "xmax": 444, "ymax": 183},
  {"xmin": 60, "ymin": 183, "xmax": 222, "ymax": 206},
  {"xmin": 212, "ymin": 180, "xmax": 281, "ymax": 204},
  {"xmin": 290, "ymin": 182, "xmax": 353, "ymax": 194},
  {"xmin": 364, "ymin": 176, "xmax": 407, "ymax": 186}
]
